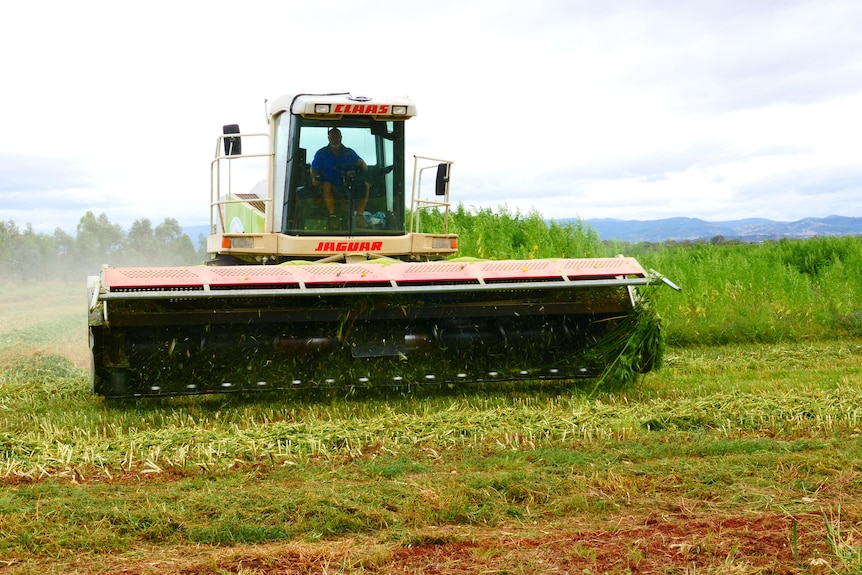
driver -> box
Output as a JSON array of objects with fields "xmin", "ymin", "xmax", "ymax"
[{"xmin": 310, "ymin": 128, "xmax": 370, "ymax": 222}]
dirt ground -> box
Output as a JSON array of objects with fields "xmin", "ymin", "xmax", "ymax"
[{"xmin": 7, "ymin": 509, "xmax": 837, "ymax": 574}]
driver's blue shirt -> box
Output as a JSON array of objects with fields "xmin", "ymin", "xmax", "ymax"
[{"xmin": 312, "ymin": 145, "xmax": 362, "ymax": 187}]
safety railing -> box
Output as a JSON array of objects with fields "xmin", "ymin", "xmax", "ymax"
[
  {"xmin": 210, "ymin": 131, "xmax": 273, "ymax": 234},
  {"xmin": 409, "ymin": 155, "xmax": 454, "ymax": 234}
]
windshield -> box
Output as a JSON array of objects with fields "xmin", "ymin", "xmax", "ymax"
[{"xmin": 278, "ymin": 116, "xmax": 406, "ymax": 236}]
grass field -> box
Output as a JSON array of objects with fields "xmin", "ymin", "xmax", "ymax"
[{"xmin": 1, "ymin": 279, "xmax": 861, "ymax": 574}]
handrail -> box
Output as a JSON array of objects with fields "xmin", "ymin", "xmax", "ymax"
[
  {"xmin": 409, "ymin": 155, "xmax": 454, "ymax": 234},
  {"xmin": 209, "ymin": 132, "xmax": 273, "ymax": 234}
]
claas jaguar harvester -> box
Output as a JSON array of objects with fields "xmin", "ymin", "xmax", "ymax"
[{"xmin": 88, "ymin": 92, "xmax": 677, "ymax": 398}]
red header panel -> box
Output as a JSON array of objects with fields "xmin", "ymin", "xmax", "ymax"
[{"xmin": 103, "ymin": 258, "xmax": 647, "ymax": 290}]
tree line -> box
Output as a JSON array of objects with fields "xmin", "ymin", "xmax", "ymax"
[{"xmin": 0, "ymin": 212, "xmax": 204, "ymax": 282}]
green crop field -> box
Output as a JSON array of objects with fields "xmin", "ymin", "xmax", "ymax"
[{"xmin": 1, "ymin": 218, "xmax": 862, "ymax": 574}]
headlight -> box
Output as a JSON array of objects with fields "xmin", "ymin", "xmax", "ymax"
[
  {"xmin": 432, "ymin": 237, "xmax": 457, "ymax": 250},
  {"xmin": 228, "ymin": 236, "xmax": 255, "ymax": 249}
]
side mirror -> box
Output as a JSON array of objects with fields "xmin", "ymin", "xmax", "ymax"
[
  {"xmin": 435, "ymin": 163, "xmax": 450, "ymax": 196},
  {"xmin": 223, "ymin": 124, "xmax": 242, "ymax": 156},
  {"xmin": 370, "ymin": 120, "xmax": 388, "ymax": 137}
]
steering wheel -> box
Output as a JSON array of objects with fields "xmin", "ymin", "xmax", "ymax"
[
  {"xmin": 335, "ymin": 164, "xmax": 394, "ymax": 177},
  {"xmin": 332, "ymin": 163, "xmax": 365, "ymax": 192}
]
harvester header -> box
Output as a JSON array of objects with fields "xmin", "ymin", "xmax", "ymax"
[{"xmin": 87, "ymin": 91, "xmax": 675, "ymax": 398}]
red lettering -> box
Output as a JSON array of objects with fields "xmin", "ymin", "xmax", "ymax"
[
  {"xmin": 314, "ymin": 241, "xmax": 336, "ymax": 251},
  {"xmin": 330, "ymin": 103, "xmax": 391, "ymax": 115},
  {"xmin": 315, "ymin": 241, "xmax": 383, "ymax": 252}
]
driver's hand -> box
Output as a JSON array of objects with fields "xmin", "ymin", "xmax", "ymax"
[{"xmin": 311, "ymin": 176, "xmax": 320, "ymax": 186}]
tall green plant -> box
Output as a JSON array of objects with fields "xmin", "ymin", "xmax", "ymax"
[
  {"xmin": 626, "ymin": 237, "xmax": 862, "ymax": 345},
  {"xmin": 418, "ymin": 203, "xmax": 605, "ymax": 260}
]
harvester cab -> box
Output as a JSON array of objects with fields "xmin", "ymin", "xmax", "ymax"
[
  {"xmin": 88, "ymin": 92, "xmax": 676, "ymax": 399},
  {"xmin": 207, "ymin": 93, "xmax": 457, "ymax": 265}
]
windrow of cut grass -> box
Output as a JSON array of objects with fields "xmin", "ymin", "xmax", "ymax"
[{"xmin": 1, "ymin": 340, "xmax": 861, "ymax": 478}]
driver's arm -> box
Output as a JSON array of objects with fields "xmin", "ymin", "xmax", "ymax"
[{"xmin": 310, "ymin": 150, "xmax": 323, "ymax": 186}]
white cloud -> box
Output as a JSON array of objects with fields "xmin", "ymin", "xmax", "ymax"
[{"xmin": 1, "ymin": 0, "xmax": 861, "ymax": 234}]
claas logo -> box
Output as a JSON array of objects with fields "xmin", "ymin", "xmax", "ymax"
[{"xmin": 333, "ymin": 104, "xmax": 390, "ymax": 114}]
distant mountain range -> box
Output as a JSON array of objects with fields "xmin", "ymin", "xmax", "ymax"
[
  {"xmin": 577, "ymin": 215, "xmax": 862, "ymax": 243},
  {"xmin": 183, "ymin": 216, "xmax": 862, "ymax": 245}
]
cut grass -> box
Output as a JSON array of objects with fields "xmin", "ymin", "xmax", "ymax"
[
  {"xmin": 2, "ymin": 279, "xmax": 862, "ymax": 573},
  {"xmin": 1, "ymin": 342, "xmax": 861, "ymax": 574},
  {"xmin": 2, "ymin": 342, "xmax": 862, "ymax": 478}
]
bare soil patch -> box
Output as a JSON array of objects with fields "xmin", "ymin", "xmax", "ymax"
[{"xmin": 4, "ymin": 510, "xmax": 838, "ymax": 574}]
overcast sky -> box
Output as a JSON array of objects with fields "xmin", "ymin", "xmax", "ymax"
[{"xmin": 2, "ymin": 0, "xmax": 861, "ymax": 234}]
